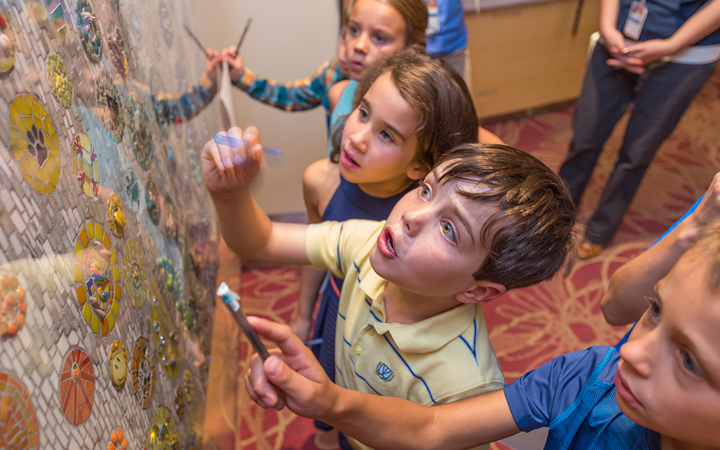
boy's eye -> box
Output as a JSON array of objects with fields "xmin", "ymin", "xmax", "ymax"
[
  {"xmin": 347, "ymin": 25, "xmax": 360, "ymax": 37},
  {"xmin": 681, "ymin": 351, "xmax": 699, "ymax": 374},
  {"xmin": 441, "ymin": 221, "xmax": 456, "ymax": 242},
  {"xmin": 645, "ymin": 296, "xmax": 661, "ymax": 319},
  {"xmin": 419, "ymin": 184, "xmax": 430, "ymax": 199}
]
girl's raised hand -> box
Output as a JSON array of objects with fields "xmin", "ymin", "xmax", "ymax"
[
  {"xmin": 201, "ymin": 126, "xmax": 264, "ymax": 197},
  {"xmin": 221, "ymin": 46, "xmax": 244, "ymax": 83}
]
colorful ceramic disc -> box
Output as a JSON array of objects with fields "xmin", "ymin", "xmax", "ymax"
[
  {"xmin": 107, "ymin": 194, "xmax": 126, "ymax": 238},
  {"xmin": 76, "ymin": 0, "xmax": 103, "ymax": 62},
  {"xmin": 73, "ymin": 223, "xmax": 122, "ymax": 336},
  {"xmin": 46, "ymin": 53, "xmax": 72, "ymax": 107},
  {"xmin": 131, "ymin": 336, "xmax": 156, "ymax": 409},
  {"xmin": 122, "ymin": 240, "xmax": 147, "ymax": 308},
  {"xmin": 59, "ymin": 348, "xmax": 95, "ymax": 425},
  {"xmin": 72, "ymin": 134, "xmax": 100, "ymax": 198},
  {"xmin": 145, "ymin": 406, "xmax": 179, "ymax": 449},
  {"xmin": 0, "ymin": 372, "xmax": 40, "ymax": 448},
  {"xmin": 109, "ymin": 340, "xmax": 128, "ymax": 391},
  {"xmin": 0, "ymin": 8, "xmax": 16, "ymax": 73},
  {"xmin": 96, "ymin": 70, "xmax": 124, "ymax": 142},
  {"xmin": 8, "ymin": 94, "xmax": 62, "ymax": 194}
]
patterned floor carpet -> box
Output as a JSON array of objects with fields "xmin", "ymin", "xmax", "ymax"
[{"xmin": 203, "ymin": 66, "xmax": 720, "ymax": 449}]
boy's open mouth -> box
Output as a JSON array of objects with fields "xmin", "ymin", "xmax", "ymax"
[
  {"xmin": 377, "ymin": 229, "xmax": 396, "ymax": 258},
  {"xmin": 341, "ymin": 150, "xmax": 360, "ymax": 169}
]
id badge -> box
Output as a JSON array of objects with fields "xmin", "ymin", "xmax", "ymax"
[
  {"xmin": 623, "ymin": 0, "xmax": 648, "ymax": 40},
  {"xmin": 426, "ymin": 0, "xmax": 439, "ymax": 36}
]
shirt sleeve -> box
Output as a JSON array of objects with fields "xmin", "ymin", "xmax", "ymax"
[
  {"xmin": 130, "ymin": 74, "xmax": 217, "ymax": 125},
  {"xmin": 504, "ymin": 346, "xmax": 616, "ymax": 432},
  {"xmin": 232, "ymin": 59, "xmax": 344, "ymax": 112}
]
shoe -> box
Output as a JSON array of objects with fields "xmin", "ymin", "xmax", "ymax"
[{"xmin": 577, "ymin": 240, "xmax": 604, "ymax": 259}]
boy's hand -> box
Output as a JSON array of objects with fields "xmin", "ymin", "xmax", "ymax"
[
  {"xmin": 205, "ymin": 48, "xmax": 223, "ymax": 83},
  {"xmin": 624, "ymin": 38, "xmax": 677, "ymax": 64},
  {"xmin": 221, "ymin": 46, "xmax": 244, "ymax": 83},
  {"xmin": 244, "ymin": 317, "xmax": 338, "ymax": 419},
  {"xmin": 201, "ymin": 126, "xmax": 263, "ymax": 198}
]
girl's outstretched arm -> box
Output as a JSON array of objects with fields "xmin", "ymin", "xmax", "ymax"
[
  {"xmin": 201, "ymin": 126, "xmax": 309, "ymax": 265},
  {"xmin": 245, "ymin": 317, "xmax": 521, "ymax": 450}
]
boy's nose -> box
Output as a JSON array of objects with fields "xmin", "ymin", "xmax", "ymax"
[
  {"xmin": 619, "ymin": 332, "xmax": 654, "ymax": 379},
  {"xmin": 403, "ymin": 206, "xmax": 429, "ymax": 237}
]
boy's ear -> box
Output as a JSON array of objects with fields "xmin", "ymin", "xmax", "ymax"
[
  {"xmin": 456, "ymin": 281, "xmax": 507, "ymax": 304},
  {"xmin": 406, "ymin": 161, "xmax": 429, "ymax": 181}
]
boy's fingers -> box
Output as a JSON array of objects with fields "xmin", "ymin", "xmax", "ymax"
[
  {"xmin": 263, "ymin": 354, "xmax": 313, "ymax": 405},
  {"xmin": 248, "ymin": 317, "xmax": 307, "ymax": 357}
]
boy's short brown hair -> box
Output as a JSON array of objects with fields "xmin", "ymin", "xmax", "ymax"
[{"xmin": 436, "ymin": 143, "xmax": 576, "ymax": 290}]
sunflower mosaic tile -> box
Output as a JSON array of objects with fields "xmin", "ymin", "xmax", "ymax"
[
  {"xmin": 8, "ymin": 94, "xmax": 62, "ymax": 194},
  {"xmin": 46, "ymin": 53, "xmax": 72, "ymax": 107},
  {"xmin": 72, "ymin": 223, "xmax": 122, "ymax": 336},
  {"xmin": 109, "ymin": 340, "xmax": 128, "ymax": 391}
]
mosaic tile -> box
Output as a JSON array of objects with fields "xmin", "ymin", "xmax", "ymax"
[
  {"xmin": 124, "ymin": 99, "xmax": 153, "ymax": 170},
  {"xmin": 174, "ymin": 386, "xmax": 184, "ymax": 421},
  {"xmin": 95, "ymin": 71, "xmax": 123, "ymax": 142},
  {"xmin": 145, "ymin": 406, "xmax": 179, "ymax": 449},
  {"xmin": 108, "ymin": 340, "xmax": 127, "ymax": 391},
  {"xmin": 59, "ymin": 347, "xmax": 94, "ymax": 425},
  {"xmin": 108, "ymin": 26, "xmax": 129, "ymax": 79},
  {"xmin": 8, "ymin": 94, "xmax": 61, "ymax": 194},
  {"xmin": 76, "ymin": 0, "xmax": 102, "ymax": 62},
  {"xmin": 122, "ymin": 239, "xmax": 147, "ymax": 308},
  {"xmin": 106, "ymin": 194, "xmax": 126, "ymax": 238},
  {"xmin": 72, "ymin": 223, "xmax": 122, "ymax": 336},
  {"xmin": 130, "ymin": 336, "xmax": 155, "ymax": 409},
  {"xmin": 0, "ymin": 7, "xmax": 17, "ymax": 74},
  {"xmin": 0, "ymin": 274, "xmax": 27, "ymax": 337},
  {"xmin": 108, "ymin": 427, "xmax": 127, "ymax": 450},
  {"xmin": 0, "ymin": 371, "xmax": 40, "ymax": 448},
  {"xmin": 46, "ymin": 53, "xmax": 72, "ymax": 108},
  {"xmin": 71, "ymin": 134, "xmax": 99, "ymax": 198},
  {"xmin": 149, "ymin": 278, "xmax": 182, "ymax": 379}
]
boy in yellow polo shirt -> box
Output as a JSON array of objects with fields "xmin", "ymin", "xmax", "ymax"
[{"xmin": 202, "ymin": 127, "xmax": 575, "ymax": 449}]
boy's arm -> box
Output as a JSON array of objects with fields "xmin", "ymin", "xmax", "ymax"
[
  {"xmin": 601, "ymin": 172, "xmax": 720, "ymax": 324},
  {"xmin": 224, "ymin": 48, "xmax": 345, "ymax": 112},
  {"xmin": 201, "ymin": 126, "xmax": 310, "ymax": 265},
  {"xmin": 245, "ymin": 317, "xmax": 521, "ymax": 450}
]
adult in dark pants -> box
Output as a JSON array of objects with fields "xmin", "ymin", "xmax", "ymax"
[{"xmin": 559, "ymin": 0, "xmax": 720, "ymax": 259}]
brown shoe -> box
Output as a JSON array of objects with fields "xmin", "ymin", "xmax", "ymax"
[{"xmin": 577, "ymin": 240, "xmax": 604, "ymax": 259}]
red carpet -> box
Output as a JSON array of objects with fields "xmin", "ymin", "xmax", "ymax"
[{"xmin": 204, "ymin": 66, "xmax": 720, "ymax": 449}]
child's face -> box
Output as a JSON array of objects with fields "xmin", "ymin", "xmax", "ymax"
[
  {"xmin": 369, "ymin": 162, "xmax": 494, "ymax": 300},
  {"xmin": 617, "ymin": 248, "xmax": 720, "ymax": 447},
  {"xmin": 345, "ymin": 0, "xmax": 408, "ymax": 81},
  {"xmin": 340, "ymin": 72, "xmax": 425, "ymax": 196}
]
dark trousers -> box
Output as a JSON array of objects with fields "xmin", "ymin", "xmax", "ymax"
[{"xmin": 559, "ymin": 45, "xmax": 716, "ymax": 245}]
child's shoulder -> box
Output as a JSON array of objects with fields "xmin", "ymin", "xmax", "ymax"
[
  {"xmin": 328, "ymin": 79, "xmax": 351, "ymax": 113},
  {"xmin": 303, "ymin": 158, "xmax": 341, "ymax": 216}
]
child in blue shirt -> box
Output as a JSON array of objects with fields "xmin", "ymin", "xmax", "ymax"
[{"xmin": 243, "ymin": 221, "xmax": 720, "ymax": 449}]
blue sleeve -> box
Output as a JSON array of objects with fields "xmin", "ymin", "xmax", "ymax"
[{"xmin": 504, "ymin": 347, "xmax": 615, "ymax": 432}]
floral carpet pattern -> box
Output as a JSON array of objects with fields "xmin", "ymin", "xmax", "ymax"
[{"xmin": 204, "ymin": 66, "xmax": 720, "ymax": 449}]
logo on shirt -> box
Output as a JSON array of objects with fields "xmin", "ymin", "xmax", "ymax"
[{"xmin": 376, "ymin": 362, "xmax": 394, "ymax": 382}]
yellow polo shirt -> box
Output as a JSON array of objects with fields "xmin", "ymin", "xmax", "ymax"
[{"xmin": 306, "ymin": 220, "xmax": 504, "ymax": 449}]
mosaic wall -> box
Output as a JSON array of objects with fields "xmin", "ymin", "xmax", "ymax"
[{"xmin": 0, "ymin": 0, "xmax": 222, "ymax": 447}]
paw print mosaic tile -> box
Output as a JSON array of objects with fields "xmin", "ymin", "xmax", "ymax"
[{"xmin": 0, "ymin": 0, "xmax": 221, "ymax": 447}]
